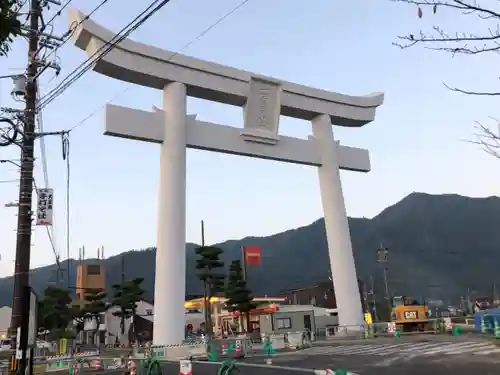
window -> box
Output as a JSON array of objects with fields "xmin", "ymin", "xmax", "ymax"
[
  {"xmin": 276, "ymin": 317, "xmax": 292, "ymax": 330},
  {"xmin": 87, "ymin": 265, "xmax": 101, "ymax": 275}
]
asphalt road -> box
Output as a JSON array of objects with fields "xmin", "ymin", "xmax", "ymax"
[
  {"xmin": 89, "ymin": 334, "xmax": 500, "ymax": 375},
  {"xmin": 241, "ymin": 334, "xmax": 500, "ymax": 375}
]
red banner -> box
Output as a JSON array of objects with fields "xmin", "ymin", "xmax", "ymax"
[{"xmin": 244, "ymin": 246, "xmax": 262, "ymax": 265}]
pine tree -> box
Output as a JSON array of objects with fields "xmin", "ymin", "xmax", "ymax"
[
  {"xmin": 112, "ymin": 278, "xmax": 145, "ymax": 343},
  {"xmin": 225, "ymin": 260, "xmax": 256, "ymax": 332},
  {"xmin": 83, "ymin": 288, "xmax": 108, "ymax": 344},
  {"xmin": 38, "ymin": 286, "xmax": 73, "ymax": 340},
  {"xmin": 195, "ymin": 245, "xmax": 225, "ymax": 336}
]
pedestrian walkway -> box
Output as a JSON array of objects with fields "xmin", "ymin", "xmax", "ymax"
[{"xmin": 277, "ymin": 341, "xmax": 500, "ymax": 359}]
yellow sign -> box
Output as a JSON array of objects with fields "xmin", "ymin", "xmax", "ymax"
[
  {"xmin": 59, "ymin": 338, "xmax": 67, "ymax": 354},
  {"xmin": 364, "ymin": 312, "xmax": 373, "ymax": 325}
]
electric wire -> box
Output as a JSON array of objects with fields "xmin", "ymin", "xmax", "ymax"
[
  {"xmin": 62, "ymin": 133, "xmax": 71, "ymax": 285},
  {"xmin": 14, "ymin": 0, "xmax": 29, "ymax": 15},
  {"xmin": 39, "ymin": 0, "xmax": 168, "ymax": 110},
  {"xmin": 68, "ymin": 0, "xmax": 252, "ymax": 132},
  {"xmin": 40, "ymin": 0, "xmax": 112, "ymax": 64},
  {"xmin": 40, "ymin": 0, "xmax": 76, "ymax": 34},
  {"xmin": 37, "ymin": 0, "xmax": 171, "ymax": 112},
  {"xmin": 35, "ymin": 84, "xmax": 63, "ymax": 282}
]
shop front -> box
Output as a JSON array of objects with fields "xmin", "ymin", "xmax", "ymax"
[{"xmin": 184, "ymin": 296, "xmax": 287, "ymax": 334}]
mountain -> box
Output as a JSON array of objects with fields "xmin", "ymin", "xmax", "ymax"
[{"xmin": 0, "ymin": 192, "xmax": 498, "ymax": 306}]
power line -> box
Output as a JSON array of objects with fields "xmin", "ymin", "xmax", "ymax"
[
  {"xmin": 35, "ymin": 86, "xmax": 61, "ymax": 276},
  {"xmin": 39, "ymin": 0, "xmax": 112, "ymax": 64},
  {"xmin": 37, "ymin": 0, "xmax": 172, "ymax": 112},
  {"xmin": 40, "ymin": 0, "xmax": 76, "ymax": 33},
  {"xmin": 62, "ymin": 133, "xmax": 71, "ymax": 286},
  {"xmin": 69, "ymin": 0, "xmax": 252, "ymax": 132}
]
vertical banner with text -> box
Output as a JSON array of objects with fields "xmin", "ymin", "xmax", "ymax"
[{"xmin": 36, "ymin": 188, "xmax": 54, "ymax": 226}]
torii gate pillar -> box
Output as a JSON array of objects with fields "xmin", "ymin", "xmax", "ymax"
[
  {"xmin": 155, "ymin": 82, "xmax": 188, "ymax": 343},
  {"xmin": 69, "ymin": 9, "xmax": 385, "ymax": 345}
]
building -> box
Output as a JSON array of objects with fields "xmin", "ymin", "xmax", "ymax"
[
  {"xmin": 258, "ymin": 304, "xmax": 339, "ymax": 336},
  {"xmin": 279, "ymin": 279, "xmax": 367, "ymax": 312},
  {"xmin": 75, "ymin": 262, "xmax": 105, "ymax": 300}
]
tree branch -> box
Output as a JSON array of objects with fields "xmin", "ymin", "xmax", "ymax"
[
  {"xmin": 391, "ymin": 0, "xmax": 500, "ymax": 95},
  {"xmin": 465, "ymin": 118, "xmax": 500, "ymax": 158},
  {"xmin": 443, "ymin": 82, "xmax": 500, "ymax": 96}
]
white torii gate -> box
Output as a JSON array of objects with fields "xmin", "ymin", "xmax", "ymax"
[{"xmin": 69, "ymin": 9, "xmax": 384, "ymax": 345}]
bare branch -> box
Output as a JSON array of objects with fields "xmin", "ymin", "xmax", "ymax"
[
  {"xmin": 466, "ymin": 118, "xmax": 500, "ymax": 159},
  {"xmin": 443, "ymin": 82, "xmax": 500, "ymax": 96},
  {"xmin": 391, "ymin": 0, "xmax": 500, "ymax": 18},
  {"xmin": 392, "ymin": 0, "xmax": 500, "ymax": 95}
]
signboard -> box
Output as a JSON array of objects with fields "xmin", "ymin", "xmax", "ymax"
[
  {"xmin": 444, "ymin": 317, "xmax": 452, "ymax": 331},
  {"xmin": 387, "ymin": 322, "xmax": 396, "ymax": 333},
  {"xmin": 16, "ymin": 288, "xmax": 38, "ymax": 359},
  {"xmin": 36, "ymin": 188, "xmax": 54, "ymax": 225},
  {"xmin": 364, "ymin": 312, "xmax": 373, "ymax": 325},
  {"xmin": 179, "ymin": 360, "xmax": 192, "ymax": 375},
  {"xmin": 59, "ymin": 339, "xmax": 67, "ymax": 355},
  {"xmin": 27, "ymin": 288, "xmax": 38, "ymax": 346},
  {"xmin": 404, "ymin": 311, "xmax": 417, "ymax": 319},
  {"xmin": 15, "ymin": 327, "xmax": 21, "ymax": 359}
]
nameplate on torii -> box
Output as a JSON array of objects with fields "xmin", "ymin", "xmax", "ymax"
[
  {"xmin": 241, "ymin": 76, "xmax": 282, "ymax": 145},
  {"xmin": 104, "ymin": 104, "xmax": 371, "ymax": 172}
]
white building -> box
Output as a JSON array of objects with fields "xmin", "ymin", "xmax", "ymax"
[{"xmin": 81, "ymin": 300, "xmax": 205, "ymax": 345}]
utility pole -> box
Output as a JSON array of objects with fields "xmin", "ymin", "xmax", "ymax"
[
  {"xmin": 376, "ymin": 245, "xmax": 391, "ymax": 318},
  {"xmin": 120, "ymin": 253, "xmax": 125, "ymax": 337},
  {"xmin": 370, "ymin": 275, "xmax": 378, "ymax": 321},
  {"xmin": 7, "ymin": 1, "xmax": 62, "ymax": 374},
  {"xmin": 9, "ymin": 0, "xmax": 40, "ymax": 373},
  {"xmin": 200, "ymin": 220, "xmax": 210, "ymax": 336}
]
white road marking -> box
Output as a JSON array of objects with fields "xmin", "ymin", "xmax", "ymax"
[
  {"xmin": 444, "ymin": 343, "xmax": 498, "ymax": 355},
  {"xmin": 473, "ymin": 347, "xmax": 500, "ymax": 355},
  {"xmin": 278, "ymin": 340, "xmax": 500, "ymax": 359}
]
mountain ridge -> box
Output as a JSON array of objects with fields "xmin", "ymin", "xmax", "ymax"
[{"xmin": 0, "ymin": 192, "xmax": 498, "ymax": 307}]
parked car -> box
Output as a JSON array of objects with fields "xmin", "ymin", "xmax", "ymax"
[{"xmin": 0, "ymin": 340, "xmax": 11, "ymax": 351}]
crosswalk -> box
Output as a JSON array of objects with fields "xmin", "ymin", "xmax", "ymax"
[{"xmin": 278, "ymin": 341, "xmax": 500, "ymax": 358}]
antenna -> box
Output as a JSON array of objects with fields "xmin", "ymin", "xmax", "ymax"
[
  {"xmin": 97, "ymin": 247, "xmax": 100, "ymax": 260},
  {"xmin": 82, "ymin": 245, "xmax": 85, "ymax": 263},
  {"xmin": 101, "ymin": 246, "xmax": 104, "ymax": 259}
]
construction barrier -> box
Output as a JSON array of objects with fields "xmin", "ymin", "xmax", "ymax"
[
  {"xmin": 286, "ymin": 331, "xmax": 312, "ymax": 349},
  {"xmin": 260, "ymin": 333, "xmax": 286, "ymax": 350},
  {"xmin": 206, "ymin": 338, "xmax": 251, "ymax": 360}
]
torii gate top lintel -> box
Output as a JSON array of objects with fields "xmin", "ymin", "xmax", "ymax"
[{"xmin": 69, "ymin": 9, "xmax": 384, "ymax": 127}]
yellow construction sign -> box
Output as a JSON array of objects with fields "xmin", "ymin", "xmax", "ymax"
[
  {"xmin": 364, "ymin": 312, "xmax": 373, "ymax": 325},
  {"xmin": 59, "ymin": 338, "xmax": 67, "ymax": 354}
]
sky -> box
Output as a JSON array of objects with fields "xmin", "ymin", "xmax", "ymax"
[{"xmin": 0, "ymin": 0, "xmax": 499, "ymax": 278}]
